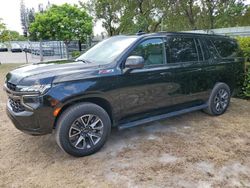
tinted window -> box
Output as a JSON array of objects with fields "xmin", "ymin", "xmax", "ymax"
[
  {"xmin": 206, "ymin": 39, "xmax": 219, "ymax": 59},
  {"xmin": 195, "ymin": 39, "xmax": 203, "ymax": 61},
  {"xmin": 211, "ymin": 38, "xmax": 239, "ymax": 58},
  {"xmin": 167, "ymin": 37, "xmax": 198, "ymax": 63},
  {"xmin": 200, "ymin": 39, "xmax": 210, "ymax": 60},
  {"xmin": 130, "ymin": 38, "xmax": 165, "ymax": 66}
]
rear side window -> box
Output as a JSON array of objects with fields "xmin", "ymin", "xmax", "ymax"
[
  {"xmin": 211, "ymin": 38, "xmax": 239, "ymax": 58},
  {"xmin": 167, "ymin": 37, "xmax": 198, "ymax": 63},
  {"xmin": 195, "ymin": 39, "xmax": 204, "ymax": 61},
  {"xmin": 200, "ymin": 39, "xmax": 210, "ymax": 60},
  {"xmin": 206, "ymin": 39, "xmax": 220, "ymax": 59}
]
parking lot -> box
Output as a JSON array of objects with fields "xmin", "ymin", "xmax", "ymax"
[
  {"xmin": 0, "ymin": 64, "xmax": 249, "ymax": 187},
  {"xmin": 0, "ymin": 52, "xmax": 64, "ymax": 64},
  {"xmin": 0, "ymin": 52, "xmax": 39, "ymax": 64}
]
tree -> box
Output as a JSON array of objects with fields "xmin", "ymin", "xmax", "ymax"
[
  {"xmin": 0, "ymin": 18, "xmax": 6, "ymax": 33},
  {"xmin": 0, "ymin": 19, "xmax": 6, "ymax": 42},
  {"xmin": 174, "ymin": 0, "xmax": 201, "ymax": 30},
  {"xmin": 238, "ymin": 5, "xmax": 250, "ymax": 26},
  {"xmin": 129, "ymin": 0, "xmax": 169, "ymax": 33},
  {"xmin": 84, "ymin": 0, "xmax": 171, "ymax": 36},
  {"xmin": 20, "ymin": 0, "xmax": 28, "ymax": 37},
  {"xmin": 29, "ymin": 3, "xmax": 93, "ymax": 58},
  {"xmin": 0, "ymin": 30, "xmax": 26, "ymax": 42},
  {"xmin": 216, "ymin": 0, "xmax": 247, "ymax": 28},
  {"xmin": 0, "ymin": 18, "xmax": 25, "ymax": 42},
  {"xmin": 27, "ymin": 8, "xmax": 35, "ymax": 25},
  {"xmin": 20, "ymin": 0, "xmax": 36, "ymax": 37},
  {"xmin": 82, "ymin": 0, "xmax": 250, "ymax": 35},
  {"xmin": 85, "ymin": 0, "xmax": 124, "ymax": 36}
]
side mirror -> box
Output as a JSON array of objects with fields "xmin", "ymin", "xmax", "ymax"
[{"xmin": 125, "ymin": 56, "xmax": 144, "ymax": 70}]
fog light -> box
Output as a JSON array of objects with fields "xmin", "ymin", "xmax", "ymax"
[{"xmin": 22, "ymin": 96, "xmax": 40, "ymax": 109}]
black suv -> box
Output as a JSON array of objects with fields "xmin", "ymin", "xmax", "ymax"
[{"xmin": 4, "ymin": 32, "xmax": 244, "ymax": 157}]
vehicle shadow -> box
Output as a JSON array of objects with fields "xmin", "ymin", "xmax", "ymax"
[{"xmin": 20, "ymin": 110, "xmax": 208, "ymax": 161}]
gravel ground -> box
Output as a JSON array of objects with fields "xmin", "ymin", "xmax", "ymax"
[{"xmin": 0, "ymin": 64, "xmax": 250, "ymax": 188}]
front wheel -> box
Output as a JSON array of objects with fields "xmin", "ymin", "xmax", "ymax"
[
  {"xmin": 204, "ymin": 83, "xmax": 231, "ymax": 116},
  {"xmin": 55, "ymin": 103, "xmax": 111, "ymax": 157}
]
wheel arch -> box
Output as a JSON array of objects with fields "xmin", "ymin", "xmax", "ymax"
[
  {"xmin": 212, "ymin": 82, "xmax": 232, "ymax": 95},
  {"xmin": 53, "ymin": 96, "xmax": 114, "ymax": 129}
]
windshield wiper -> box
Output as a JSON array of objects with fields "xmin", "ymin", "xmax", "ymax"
[{"xmin": 76, "ymin": 59, "xmax": 92, "ymax": 64}]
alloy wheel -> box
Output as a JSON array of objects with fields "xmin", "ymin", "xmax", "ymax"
[
  {"xmin": 68, "ymin": 114, "xmax": 104, "ymax": 150},
  {"xmin": 213, "ymin": 89, "xmax": 229, "ymax": 113}
]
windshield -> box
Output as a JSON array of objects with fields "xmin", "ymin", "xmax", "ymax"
[{"xmin": 77, "ymin": 36, "xmax": 138, "ymax": 65}]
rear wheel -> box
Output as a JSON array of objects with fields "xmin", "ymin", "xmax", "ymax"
[
  {"xmin": 55, "ymin": 103, "xmax": 111, "ymax": 157},
  {"xmin": 204, "ymin": 83, "xmax": 231, "ymax": 116}
]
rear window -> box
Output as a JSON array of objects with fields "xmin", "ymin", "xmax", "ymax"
[
  {"xmin": 211, "ymin": 38, "xmax": 239, "ymax": 58},
  {"xmin": 167, "ymin": 37, "xmax": 198, "ymax": 63}
]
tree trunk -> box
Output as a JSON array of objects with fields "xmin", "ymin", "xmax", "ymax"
[
  {"xmin": 64, "ymin": 42, "xmax": 70, "ymax": 60},
  {"xmin": 78, "ymin": 40, "xmax": 82, "ymax": 52}
]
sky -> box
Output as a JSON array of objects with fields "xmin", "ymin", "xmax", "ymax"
[
  {"xmin": 0, "ymin": 0, "xmax": 105, "ymax": 35},
  {"xmin": 0, "ymin": 0, "xmax": 250, "ymax": 36}
]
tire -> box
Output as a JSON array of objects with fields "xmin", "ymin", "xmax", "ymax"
[
  {"xmin": 55, "ymin": 102, "xmax": 111, "ymax": 157},
  {"xmin": 204, "ymin": 83, "xmax": 231, "ymax": 116}
]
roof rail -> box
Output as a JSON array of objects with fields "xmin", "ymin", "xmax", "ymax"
[{"xmin": 136, "ymin": 31, "xmax": 146, "ymax": 36}]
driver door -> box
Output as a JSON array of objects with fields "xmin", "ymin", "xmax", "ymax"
[{"xmin": 118, "ymin": 38, "xmax": 175, "ymax": 120}]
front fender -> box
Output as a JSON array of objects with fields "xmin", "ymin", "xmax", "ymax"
[{"xmin": 45, "ymin": 80, "xmax": 120, "ymax": 124}]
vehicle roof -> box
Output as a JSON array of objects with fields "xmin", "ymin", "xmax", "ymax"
[{"xmin": 133, "ymin": 31, "xmax": 230, "ymax": 39}]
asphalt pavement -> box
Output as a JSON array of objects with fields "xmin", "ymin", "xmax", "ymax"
[{"xmin": 0, "ymin": 52, "xmax": 62, "ymax": 64}]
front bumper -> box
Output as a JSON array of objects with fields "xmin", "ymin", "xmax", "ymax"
[
  {"xmin": 6, "ymin": 100, "xmax": 54, "ymax": 135},
  {"xmin": 4, "ymin": 85, "xmax": 55, "ymax": 135}
]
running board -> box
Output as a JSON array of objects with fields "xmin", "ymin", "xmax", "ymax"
[{"xmin": 118, "ymin": 104, "xmax": 208, "ymax": 130}]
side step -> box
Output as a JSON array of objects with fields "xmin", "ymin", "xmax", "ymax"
[{"xmin": 118, "ymin": 104, "xmax": 208, "ymax": 130}]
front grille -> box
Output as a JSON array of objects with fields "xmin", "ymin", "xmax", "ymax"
[
  {"xmin": 9, "ymin": 98, "xmax": 25, "ymax": 113},
  {"xmin": 7, "ymin": 82, "xmax": 17, "ymax": 91}
]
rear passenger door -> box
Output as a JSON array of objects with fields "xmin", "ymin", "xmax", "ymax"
[{"xmin": 165, "ymin": 35, "xmax": 210, "ymax": 108}]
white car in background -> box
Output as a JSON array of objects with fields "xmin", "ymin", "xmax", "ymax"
[
  {"xmin": 10, "ymin": 43, "xmax": 22, "ymax": 53},
  {"xmin": 0, "ymin": 43, "xmax": 8, "ymax": 52}
]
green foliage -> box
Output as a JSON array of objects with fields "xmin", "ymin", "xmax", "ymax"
[
  {"xmin": 85, "ymin": 0, "xmax": 171, "ymax": 35},
  {"xmin": 215, "ymin": 0, "xmax": 247, "ymax": 28},
  {"xmin": 71, "ymin": 51, "xmax": 81, "ymax": 58},
  {"xmin": 237, "ymin": 37, "xmax": 250, "ymax": 62},
  {"xmin": 0, "ymin": 18, "xmax": 6, "ymax": 34},
  {"xmin": 0, "ymin": 30, "xmax": 26, "ymax": 42},
  {"xmin": 29, "ymin": 4, "xmax": 93, "ymax": 43},
  {"xmin": 82, "ymin": 0, "xmax": 249, "ymax": 35},
  {"xmin": 243, "ymin": 69, "xmax": 250, "ymax": 98},
  {"xmin": 235, "ymin": 37, "xmax": 250, "ymax": 99},
  {"xmin": 0, "ymin": 19, "xmax": 25, "ymax": 42}
]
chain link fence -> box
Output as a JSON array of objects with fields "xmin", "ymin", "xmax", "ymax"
[
  {"xmin": 4, "ymin": 37, "xmax": 99, "ymax": 63},
  {"xmin": 28, "ymin": 40, "xmax": 89, "ymax": 62}
]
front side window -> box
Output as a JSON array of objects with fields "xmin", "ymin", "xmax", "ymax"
[
  {"xmin": 130, "ymin": 38, "xmax": 165, "ymax": 66},
  {"xmin": 167, "ymin": 37, "xmax": 198, "ymax": 63}
]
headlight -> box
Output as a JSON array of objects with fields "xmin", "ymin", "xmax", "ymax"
[{"xmin": 19, "ymin": 84, "xmax": 51, "ymax": 94}]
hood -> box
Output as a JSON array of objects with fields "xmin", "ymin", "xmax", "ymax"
[{"xmin": 6, "ymin": 61, "xmax": 111, "ymax": 86}]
